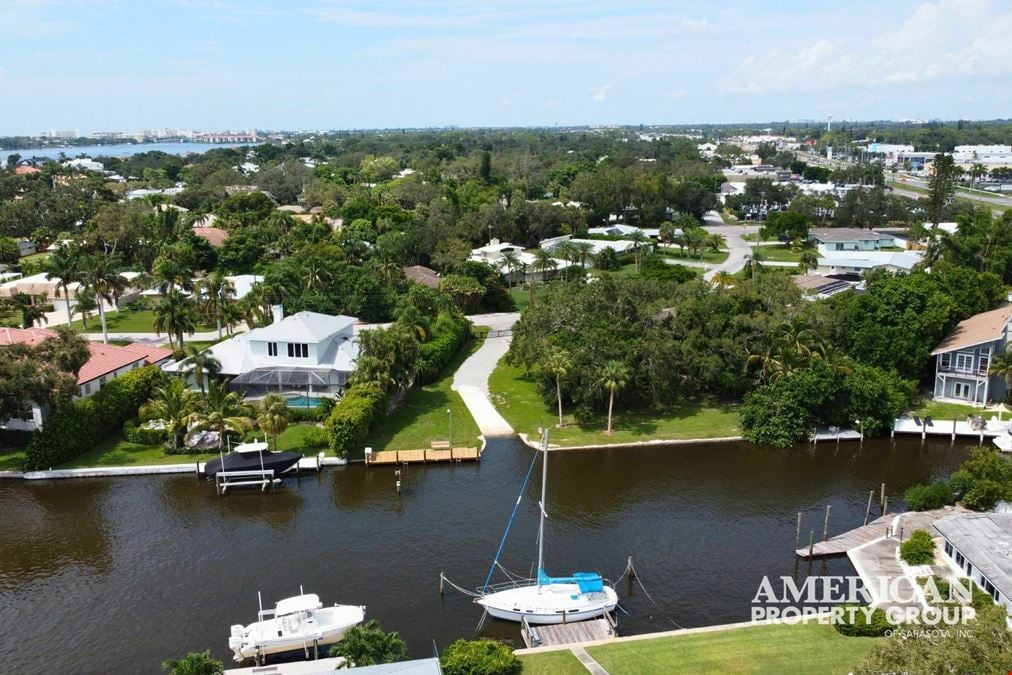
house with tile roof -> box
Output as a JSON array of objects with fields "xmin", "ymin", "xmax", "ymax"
[
  {"xmin": 931, "ymin": 305, "xmax": 1012, "ymax": 405},
  {"xmin": 0, "ymin": 328, "xmax": 173, "ymax": 431}
]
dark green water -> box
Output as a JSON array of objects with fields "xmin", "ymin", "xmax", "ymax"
[{"xmin": 0, "ymin": 436, "xmax": 970, "ymax": 673}]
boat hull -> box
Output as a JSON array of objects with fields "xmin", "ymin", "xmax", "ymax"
[
  {"xmin": 230, "ymin": 604, "xmax": 364, "ymax": 662},
  {"xmin": 476, "ymin": 583, "xmax": 618, "ymax": 625},
  {"xmin": 204, "ymin": 450, "xmax": 303, "ymax": 478}
]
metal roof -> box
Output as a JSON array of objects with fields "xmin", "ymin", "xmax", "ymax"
[
  {"xmin": 810, "ymin": 227, "xmax": 894, "ymax": 242},
  {"xmin": 934, "ymin": 513, "xmax": 1012, "ymax": 602}
]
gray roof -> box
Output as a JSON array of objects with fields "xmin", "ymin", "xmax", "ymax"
[
  {"xmin": 934, "ymin": 513, "xmax": 1012, "ymax": 601},
  {"xmin": 246, "ymin": 311, "xmax": 357, "ymax": 344},
  {"xmin": 810, "ymin": 228, "xmax": 894, "ymax": 242}
]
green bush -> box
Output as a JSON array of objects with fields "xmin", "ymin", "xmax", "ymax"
[
  {"xmin": 440, "ymin": 639, "xmax": 521, "ymax": 675},
  {"xmin": 303, "ymin": 426, "xmax": 329, "ymax": 448},
  {"xmin": 417, "ymin": 314, "xmax": 470, "ymax": 385},
  {"xmin": 949, "ymin": 448, "xmax": 1012, "ymax": 511},
  {"xmin": 324, "ymin": 385, "xmax": 387, "ymax": 458},
  {"xmin": 0, "ymin": 428, "xmax": 33, "ymax": 448},
  {"xmin": 833, "ymin": 605, "xmax": 892, "ymax": 637},
  {"xmin": 123, "ymin": 418, "xmax": 169, "ymax": 446},
  {"xmin": 25, "ymin": 366, "xmax": 163, "ymax": 470},
  {"xmin": 904, "ymin": 480, "xmax": 955, "ymax": 511},
  {"xmin": 900, "ymin": 529, "xmax": 936, "ymax": 566}
]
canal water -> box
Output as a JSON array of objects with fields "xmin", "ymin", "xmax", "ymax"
[
  {"xmin": 0, "ymin": 436, "xmax": 969, "ymax": 673},
  {"xmin": 1, "ymin": 142, "xmax": 256, "ymax": 164}
]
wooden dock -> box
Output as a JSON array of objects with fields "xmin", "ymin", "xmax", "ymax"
[
  {"xmin": 366, "ymin": 446, "xmax": 481, "ymax": 466},
  {"xmin": 521, "ymin": 616, "xmax": 617, "ymax": 649},
  {"xmin": 796, "ymin": 514, "xmax": 892, "ymax": 558}
]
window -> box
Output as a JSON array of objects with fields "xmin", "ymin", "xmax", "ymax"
[
  {"xmin": 944, "ymin": 541, "xmax": 953, "ymax": 557},
  {"xmin": 940, "ymin": 353, "xmax": 951, "ymax": 369},
  {"xmin": 287, "ymin": 343, "xmax": 309, "ymax": 358},
  {"xmin": 83, "ymin": 383, "xmax": 91, "ymax": 395},
  {"xmin": 978, "ymin": 353, "xmax": 990, "ymax": 374},
  {"xmin": 267, "ymin": 342, "xmax": 278, "ymax": 357},
  {"xmin": 955, "ymin": 353, "xmax": 974, "ymax": 373},
  {"xmin": 14, "ymin": 403, "xmax": 33, "ymax": 421},
  {"xmin": 99, "ymin": 376, "xmax": 107, "ymax": 386}
]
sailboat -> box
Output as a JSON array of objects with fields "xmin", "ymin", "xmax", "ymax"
[{"xmin": 475, "ymin": 430, "xmax": 618, "ymax": 624}]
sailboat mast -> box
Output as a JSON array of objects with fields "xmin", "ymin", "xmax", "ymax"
[{"xmin": 536, "ymin": 429, "xmax": 548, "ymax": 586}]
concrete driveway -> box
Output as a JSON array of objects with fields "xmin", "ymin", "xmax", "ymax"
[{"xmin": 700, "ymin": 211, "xmax": 757, "ymax": 281}]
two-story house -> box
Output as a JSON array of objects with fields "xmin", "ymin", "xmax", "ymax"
[
  {"xmin": 931, "ymin": 305, "xmax": 1012, "ymax": 406},
  {"xmin": 173, "ymin": 307, "xmax": 359, "ymax": 400}
]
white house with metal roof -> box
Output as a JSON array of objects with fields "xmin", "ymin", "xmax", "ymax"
[
  {"xmin": 931, "ymin": 305, "xmax": 1012, "ymax": 405},
  {"xmin": 809, "ymin": 228, "xmax": 897, "ymax": 253},
  {"xmin": 814, "ymin": 250, "xmax": 923, "ymax": 277},
  {"xmin": 167, "ymin": 307, "xmax": 359, "ymax": 400},
  {"xmin": 934, "ymin": 513, "xmax": 1012, "ymax": 616}
]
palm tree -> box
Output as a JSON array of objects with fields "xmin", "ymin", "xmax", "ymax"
[
  {"xmin": 161, "ymin": 650, "xmax": 224, "ymax": 675},
  {"xmin": 197, "ymin": 271, "xmax": 236, "ymax": 339},
  {"xmin": 80, "ymin": 252, "xmax": 126, "ymax": 344},
  {"xmin": 140, "ymin": 378, "xmax": 199, "ymax": 451},
  {"xmin": 543, "ymin": 346, "xmax": 572, "ymax": 427},
  {"xmin": 598, "ymin": 360, "xmax": 630, "ymax": 434},
  {"xmin": 190, "ymin": 379, "xmax": 253, "ymax": 449},
  {"xmin": 710, "ymin": 271, "xmax": 737, "ymax": 287},
  {"xmin": 153, "ymin": 289, "xmax": 197, "ymax": 350},
  {"xmin": 45, "ymin": 243, "xmax": 82, "ymax": 327},
  {"xmin": 182, "ymin": 345, "xmax": 221, "ymax": 394},
  {"xmin": 529, "ymin": 249, "xmax": 558, "ymax": 306},
  {"xmin": 496, "ymin": 249, "xmax": 521, "ymax": 290},
  {"xmin": 328, "ymin": 619, "xmax": 408, "ymax": 666},
  {"xmin": 38, "ymin": 325, "xmax": 91, "ymax": 376},
  {"xmin": 627, "ymin": 230, "xmax": 648, "ymax": 270},
  {"xmin": 572, "ymin": 240, "xmax": 596, "ymax": 272},
  {"xmin": 799, "ymin": 249, "xmax": 819, "ymax": 273},
  {"xmin": 685, "ymin": 227, "xmax": 707, "ymax": 259},
  {"xmin": 73, "ymin": 287, "xmax": 97, "ymax": 329},
  {"xmin": 257, "ymin": 393, "xmax": 290, "ymax": 450},
  {"xmin": 989, "ymin": 347, "xmax": 1012, "ymax": 389},
  {"xmin": 705, "ymin": 232, "xmax": 727, "ymax": 254},
  {"xmin": 393, "ymin": 303, "xmax": 430, "ymax": 341},
  {"xmin": 11, "ymin": 292, "xmax": 47, "ymax": 328}
]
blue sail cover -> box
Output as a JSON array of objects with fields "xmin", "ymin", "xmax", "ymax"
[{"xmin": 538, "ymin": 569, "xmax": 605, "ymax": 593}]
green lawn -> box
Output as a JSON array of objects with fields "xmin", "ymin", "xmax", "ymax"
[
  {"xmin": 509, "ymin": 285, "xmax": 537, "ymax": 313},
  {"xmin": 912, "ymin": 400, "xmax": 985, "ymax": 420},
  {"xmin": 488, "ymin": 363, "xmax": 740, "ymax": 447},
  {"xmin": 20, "ymin": 252, "xmax": 50, "ymax": 264},
  {"xmin": 656, "ymin": 247, "xmax": 729, "ymax": 264},
  {"xmin": 0, "ymin": 447, "xmax": 27, "ymax": 472},
  {"xmin": 585, "ymin": 622, "xmax": 881, "ymax": 675},
  {"xmin": 517, "ymin": 650, "xmax": 586, "ymax": 675},
  {"xmin": 750, "ymin": 244, "xmax": 808, "ymax": 263},
  {"xmin": 362, "ymin": 340, "xmax": 482, "ymax": 453},
  {"xmin": 58, "ymin": 424, "xmax": 327, "ymax": 469},
  {"xmin": 70, "ymin": 308, "xmax": 215, "ymax": 334}
]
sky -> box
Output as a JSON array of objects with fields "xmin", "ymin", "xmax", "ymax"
[{"xmin": 2, "ymin": 0, "xmax": 1011, "ymax": 134}]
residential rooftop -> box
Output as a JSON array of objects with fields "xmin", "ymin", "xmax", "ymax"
[{"xmin": 932, "ymin": 305, "xmax": 1012, "ymax": 355}]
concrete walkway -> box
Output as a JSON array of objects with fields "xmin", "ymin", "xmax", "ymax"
[
  {"xmin": 4, "ymin": 455, "xmax": 345, "ymax": 481},
  {"xmin": 452, "ymin": 312, "xmax": 519, "ymax": 438},
  {"xmin": 571, "ymin": 646, "xmax": 609, "ymax": 675}
]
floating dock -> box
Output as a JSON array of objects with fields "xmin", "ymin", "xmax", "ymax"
[
  {"xmin": 365, "ymin": 446, "xmax": 481, "ymax": 466},
  {"xmin": 521, "ymin": 615, "xmax": 617, "ymax": 649}
]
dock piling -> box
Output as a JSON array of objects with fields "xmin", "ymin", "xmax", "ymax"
[
  {"xmin": 795, "ymin": 512, "xmax": 802, "ymax": 551},
  {"xmin": 880, "ymin": 483, "xmax": 886, "ymax": 509},
  {"xmin": 439, "ymin": 573, "xmax": 445, "ymax": 596},
  {"xmin": 864, "ymin": 489, "xmax": 874, "ymax": 526},
  {"xmin": 883, "ymin": 496, "xmax": 888, "ymax": 515},
  {"xmin": 823, "ymin": 505, "xmax": 832, "ymax": 542},
  {"xmin": 808, "ymin": 531, "xmax": 815, "ymax": 557}
]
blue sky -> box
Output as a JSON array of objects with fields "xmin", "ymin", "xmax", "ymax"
[{"xmin": 2, "ymin": 0, "xmax": 1011, "ymax": 134}]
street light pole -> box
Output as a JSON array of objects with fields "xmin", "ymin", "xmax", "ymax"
[{"xmin": 447, "ymin": 408, "xmax": 452, "ymax": 447}]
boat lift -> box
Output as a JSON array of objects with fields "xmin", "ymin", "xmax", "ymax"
[{"xmin": 215, "ymin": 468, "xmax": 281, "ymax": 495}]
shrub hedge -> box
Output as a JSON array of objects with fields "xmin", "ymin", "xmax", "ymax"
[
  {"xmin": 0, "ymin": 428, "xmax": 33, "ymax": 448},
  {"xmin": 833, "ymin": 605, "xmax": 892, "ymax": 637},
  {"xmin": 899, "ymin": 529, "xmax": 936, "ymax": 566},
  {"xmin": 123, "ymin": 418, "xmax": 169, "ymax": 446},
  {"xmin": 417, "ymin": 314, "xmax": 470, "ymax": 385},
  {"xmin": 324, "ymin": 385, "xmax": 387, "ymax": 458},
  {"xmin": 25, "ymin": 366, "xmax": 163, "ymax": 470},
  {"xmin": 904, "ymin": 480, "xmax": 955, "ymax": 511}
]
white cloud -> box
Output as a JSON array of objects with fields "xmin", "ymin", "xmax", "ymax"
[
  {"xmin": 720, "ymin": 0, "xmax": 1012, "ymax": 95},
  {"xmin": 591, "ymin": 83, "xmax": 612, "ymax": 102}
]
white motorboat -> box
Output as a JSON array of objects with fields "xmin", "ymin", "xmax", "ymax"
[
  {"xmin": 229, "ymin": 592, "xmax": 364, "ymax": 664},
  {"xmin": 994, "ymin": 431, "xmax": 1012, "ymax": 453},
  {"xmin": 475, "ymin": 430, "xmax": 618, "ymax": 624}
]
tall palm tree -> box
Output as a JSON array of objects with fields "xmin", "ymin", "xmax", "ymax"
[
  {"xmin": 140, "ymin": 378, "xmax": 198, "ymax": 452},
  {"xmin": 529, "ymin": 248, "xmax": 558, "ymax": 306},
  {"xmin": 598, "ymin": 360, "xmax": 630, "ymax": 434},
  {"xmin": 496, "ymin": 249, "xmax": 521, "ymax": 290},
  {"xmin": 543, "ymin": 346, "xmax": 572, "ymax": 426},
  {"xmin": 328, "ymin": 619, "xmax": 407, "ymax": 665},
  {"xmin": 710, "ymin": 271, "xmax": 737, "ymax": 287},
  {"xmin": 190, "ymin": 379, "xmax": 253, "ymax": 449},
  {"xmin": 80, "ymin": 252, "xmax": 126, "ymax": 344},
  {"xmin": 45, "ymin": 243, "xmax": 82, "ymax": 327},
  {"xmin": 799, "ymin": 249, "xmax": 819, "ymax": 273},
  {"xmin": 153, "ymin": 289, "xmax": 197, "ymax": 350},
  {"xmin": 627, "ymin": 230, "xmax": 648, "ymax": 271},
  {"xmin": 197, "ymin": 271, "xmax": 236, "ymax": 340},
  {"xmin": 573, "ymin": 240, "xmax": 596, "ymax": 272},
  {"xmin": 257, "ymin": 393, "xmax": 290, "ymax": 451},
  {"xmin": 182, "ymin": 345, "xmax": 221, "ymax": 394},
  {"xmin": 73, "ymin": 287, "xmax": 97, "ymax": 329}
]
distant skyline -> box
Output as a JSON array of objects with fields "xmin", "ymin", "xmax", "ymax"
[{"xmin": 2, "ymin": 0, "xmax": 1011, "ymax": 135}]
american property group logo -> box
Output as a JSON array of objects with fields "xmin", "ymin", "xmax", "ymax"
[{"xmin": 751, "ymin": 575, "xmax": 976, "ymax": 635}]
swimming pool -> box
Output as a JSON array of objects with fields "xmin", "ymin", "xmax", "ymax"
[{"xmin": 286, "ymin": 395, "xmax": 323, "ymax": 408}]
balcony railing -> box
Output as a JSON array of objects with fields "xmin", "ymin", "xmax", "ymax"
[{"xmin": 937, "ymin": 364, "xmax": 989, "ymax": 377}]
